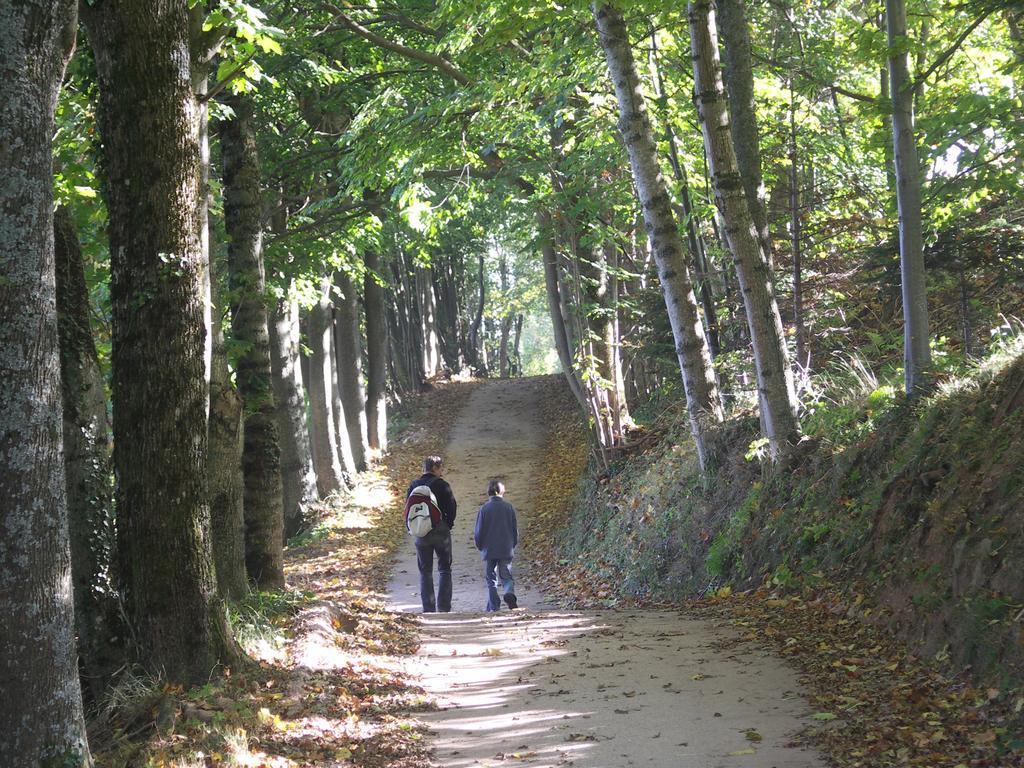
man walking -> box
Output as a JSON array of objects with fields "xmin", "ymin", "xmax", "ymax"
[
  {"xmin": 406, "ymin": 456, "xmax": 456, "ymax": 612},
  {"xmin": 474, "ymin": 480, "xmax": 519, "ymax": 611}
]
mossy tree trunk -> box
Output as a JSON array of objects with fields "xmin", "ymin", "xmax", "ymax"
[
  {"xmin": 83, "ymin": 0, "xmax": 238, "ymax": 682},
  {"xmin": 0, "ymin": 3, "xmax": 91, "ymax": 763},
  {"xmin": 54, "ymin": 205, "xmax": 120, "ymax": 695},
  {"xmin": 220, "ymin": 93, "xmax": 284, "ymax": 589},
  {"xmin": 208, "ymin": 247, "xmax": 247, "ymax": 601}
]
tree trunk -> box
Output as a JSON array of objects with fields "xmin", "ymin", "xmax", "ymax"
[
  {"xmin": 306, "ymin": 279, "xmax": 347, "ymax": 494},
  {"xmin": 650, "ymin": 29, "xmax": 722, "ymax": 360},
  {"xmin": 885, "ymin": 0, "xmax": 932, "ymax": 394},
  {"xmin": 689, "ymin": 0, "xmax": 801, "ymax": 457},
  {"xmin": 468, "ymin": 252, "xmax": 486, "ymax": 374},
  {"xmin": 594, "ymin": 2, "xmax": 724, "ymax": 470},
  {"xmin": 207, "ymin": 248, "xmax": 247, "ymax": 602},
  {"xmin": 364, "ymin": 250, "xmax": 388, "ymax": 451},
  {"xmin": 83, "ymin": 0, "xmax": 237, "ymax": 682},
  {"xmin": 54, "ymin": 206, "xmax": 119, "ymax": 696},
  {"xmin": 717, "ymin": 0, "xmax": 772, "ymax": 263},
  {"xmin": 499, "ymin": 252, "xmax": 511, "ymax": 378},
  {"xmin": 328, "ymin": 302, "xmax": 358, "ymax": 477},
  {"xmin": 789, "ymin": 79, "xmax": 808, "ymax": 369},
  {"xmin": 416, "ymin": 267, "xmax": 442, "ymax": 378},
  {"xmin": 0, "ymin": 6, "xmax": 91, "ymax": 762},
  {"xmin": 270, "ymin": 297, "xmax": 319, "ymax": 539},
  {"xmin": 333, "ymin": 270, "xmax": 369, "ymax": 471},
  {"xmin": 512, "ymin": 314, "xmax": 524, "ymax": 376},
  {"xmin": 539, "ymin": 209, "xmax": 589, "ymax": 410},
  {"xmin": 221, "ymin": 94, "xmax": 284, "ymax": 589}
]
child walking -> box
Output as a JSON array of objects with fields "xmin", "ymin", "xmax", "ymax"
[{"xmin": 473, "ymin": 479, "xmax": 519, "ymax": 611}]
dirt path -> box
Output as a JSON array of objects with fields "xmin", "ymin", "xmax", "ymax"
[{"xmin": 388, "ymin": 379, "xmax": 826, "ymax": 767}]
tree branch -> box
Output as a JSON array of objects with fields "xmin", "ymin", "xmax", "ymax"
[
  {"xmin": 912, "ymin": 10, "xmax": 992, "ymax": 88},
  {"xmin": 331, "ymin": 10, "xmax": 473, "ymax": 87}
]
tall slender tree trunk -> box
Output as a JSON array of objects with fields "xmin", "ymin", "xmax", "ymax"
[
  {"xmin": 54, "ymin": 206, "xmax": 119, "ymax": 696},
  {"xmin": 593, "ymin": 2, "xmax": 724, "ymax": 470},
  {"xmin": 270, "ymin": 297, "xmax": 319, "ymax": 538},
  {"xmin": 539, "ymin": 209, "xmax": 589, "ymax": 410},
  {"xmin": 417, "ymin": 267, "xmax": 441, "ymax": 378},
  {"xmin": 208, "ymin": 248, "xmax": 247, "ymax": 601},
  {"xmin": 306, "ymin": 279, "xmax": 346, "ymax": 494},
  {"xmin": 83, "ymin": 0, "xmax": 237, "ymax": 682},
  {"xmin": 885, "ymin": 0, "xmax": 931, "ymax": 394},
  {"xmin": 689, "ymin": 0, "xmax": 800, "ymax": 456},
  {"xmin": 0, "ymin": 5, "xmax": 90, "ymax": 762},
  {"xmin": 328, "ymin": 309, "xmax": 358, "ymax": 477},
  {"xmin": 221, "ymin": 94, "xmax": 284, "ymax": 589},
  {"xmin": 364, "ymin": 250, "xmax": 388, "ymax": 451},
  {"xmin": 650, "ymin": 29, "xmax": 721, "ymax": 360},
  {"xmin": 717, "ymin": 0, "xmax": 772, "ymax": 263},
  {"xmin": 512, "ymin": 314, "xmax": 524, "ymax": 376},
  {"xmin": 499, "ymin": 252, "xmax": 511, "ymax": 378},
  {"xmin": 789, "ymin": 79, "xmax": 808, "ymax": 369},
  {"xmin": 333, "ymin": 270, "xmax": 369, "ymax": 471}
]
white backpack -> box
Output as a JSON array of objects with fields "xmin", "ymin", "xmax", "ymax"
[{"xmin": 405, "ymin": 484, "xmax": 441, "ymax": 538}]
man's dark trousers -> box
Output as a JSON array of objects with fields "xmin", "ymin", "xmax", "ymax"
[{"xmin": 415, "ymin": 524, "xmax": 452, "ymax": 612}]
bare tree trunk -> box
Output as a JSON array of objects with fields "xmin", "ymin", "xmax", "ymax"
[
  {"xmin": 270, "ymin": 297, "xmax": 319, "ymax": 538},
  {"xmin": 539, "ymin": 209, "xmax": 589, "ymax": 410},
  {"xmin": 499, "ymin": 252, "xmax": 511, "ymax": 378},
  {"xmin": 886, "ymin": 0, "xmax": 932, "ymax": 394},
  {"xmin": 468, "ymin": 251, "xmax": 486, "ymax": 374},
  {"xmin": 689, "ymin": 0, "xmax": 800, "ymax": 456},
  {"xmin": 417, "ymin": 266, "xmax": 441, "ymax": 378},
  {"xmin": 512, "ymin": 314, "xmax": 524, "ymax": 376},
  {"xmin": 0, "ymin": 6, "xmax": 90, "ymax": 759},
  {"xmin": 717, "ymin": 0, "xmax": 772, "ymax": 263},
  {"xmin": 649, "ymin": 29, "xmax": 722, "ymax": 360},
  {"xmin": 83, "ymin": 0, "xmax": 238, "ymax": 682},
  {"xmin": 333, "ymin": 270, "xmax": 369, "ymax": 470},
  {"xmin": 221, "ymin": 93, "xmax": 284, "ymax": 590},
  {"xmin": 306, "ymin": 279, "xmax": 346, "ymax": 495},
  {"xmin": 789, "ymin": 79, "xmax": 808, "ymax": 369},
  {"xmin": 594, "ymin": 2, "xmax": 724, "ymax": 470},
  {"xmin": 364, "ymin": 250, "xmax": 388, "ymax": 450}
]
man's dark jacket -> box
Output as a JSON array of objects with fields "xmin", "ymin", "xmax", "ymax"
[{"xmin": 406, "ymin": 474, "xmax": 457, "ymax": 528}]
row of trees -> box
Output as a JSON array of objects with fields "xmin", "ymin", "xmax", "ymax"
[{"xmin": 2, "ymin": 0, "xmax": 1021, "ymax": 763}]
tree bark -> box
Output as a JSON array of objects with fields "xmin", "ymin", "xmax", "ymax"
[
  {"xmin": 690, "ymin": 0, "xmax": 801, "ymax": 456},
  {"xmin": 539, "ymin": 209, "xmax": 589, "ymax": 411},
  {"xmin": 417, "ymin": 266, "xmax": 442, "ymax": 378},
  {"xmin": 333, "ymin": 269, "xmax": 369, "ymax": 471},
  {"xmin": 364, "ymin": 250, "xmax": 388, "ymax": 451},
  {"xmin": 649, "ymin": 32, "xmax": 722, "ymax": 360},
  {"xmin": 0, "ymin": 4, "xmax": 91, "ymax": 762},
  {"xmin": 221, "ymin": 94, "xmax": 284, "ymax": 589},
  {"xmin": 207, "ymin": 248, "xmax": 247, "ymax": 601},
  {"xmin": 270, "ymin": 297, "xmax": 319, "ymax": 539},
  {"xmin": 593, "ymin": 2, "xmax": 724, "ymax": 470},
  {"xmin": 306, "ymin": 278, "xmax": 347, "ymax": 494},
  {"xmin": 499, "ymin": 252, "xmax": 511, "ymax": 378},
  {"xmin": 55, "ymin": 206, "xmax": 119, "ymax": 692},
  {"xmin": 83, "ymin": 0, "xmax": 237, "ymax": 682},
  {"xmin": 789, "ymin": 80, "xmax": 808, "ymax": 369},
  {"xmin": 886, "ymin": 0, "xmax": 932, "ymax": 394},
  {"xmin": 717, "ymin": 0, "xmax": 772, "ymax": 263}
]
